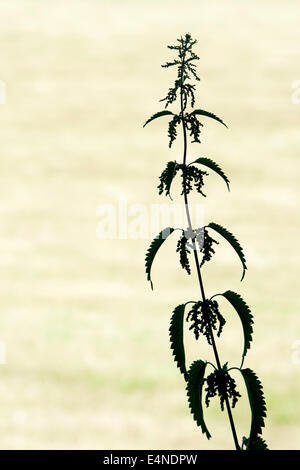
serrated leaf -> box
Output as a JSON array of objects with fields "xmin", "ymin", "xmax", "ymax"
[
  {"xmin": 169, "ymin": 304, "xmax": 188, "ymax": 380},
  {"xmin": 191, "ymin": 157, "xmax": 230, "ymax": 191},
  {"xmin": 190, "ymin": 109, "xmax": 228, "ymax": 128},
  {"xmin": 186, "ymin": 360, "xmax": 211, "ymax": 439},
  {"xmin": 143, "ymin": 110, "xmax": 174, "ymax": 128},
  {"xmin": 145, "ymin": 228, "xmax": 175, "ymax": 289},
  {"xmin": 242, "ymin": 435, "xmax": 269, "ymax": 450},
  {"xmin": 221, "ymin": 290, "xmax": 253, "ymax": 365},
  {"xmin": 207, "ymin": 222, "xmax": 247, "ymax": 281},
  {"xmin": 241, "ymin": 368, "xmax": 267, "ymax": 442}
]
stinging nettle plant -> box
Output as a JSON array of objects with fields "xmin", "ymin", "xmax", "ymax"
[{"xmin": 143, "ymin": 33, "xmax": 268, "ymax": 450}]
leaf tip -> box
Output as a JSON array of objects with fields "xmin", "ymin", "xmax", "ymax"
[{"xmin": 240, "ymin": 267, "xmax": 247, "ymax": 281}]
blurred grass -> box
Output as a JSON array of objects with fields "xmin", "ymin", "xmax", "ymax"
[{"xmin": 0, "ymin": 0, "xmax": 299, "ymax": 449}]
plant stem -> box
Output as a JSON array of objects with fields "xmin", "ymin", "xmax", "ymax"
[{"xmin": 179, "ymin": 59, "xmax": 240, "ymax": 450}]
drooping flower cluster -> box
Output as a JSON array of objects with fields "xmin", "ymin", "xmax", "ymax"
[
  {"xmin": 205, "ymin": 364, "xmax": 241, "ymax": 411},
  {"xmin": 176, "ymin": 234, "xmax": 191, "ymax": 275},
  {"xmin": 195, "ymin": 227, "xmax": 219, "ymax": 267},
  {"xmin": 186, "ymin": 299, "xmax": 226, "ymax": 343}
]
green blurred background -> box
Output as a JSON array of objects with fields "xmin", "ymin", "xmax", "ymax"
[{"xmin": 0, "ymin": 0, "xmax": 299, "ymax": 449}]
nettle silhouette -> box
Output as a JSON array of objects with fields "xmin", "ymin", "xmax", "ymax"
[{"xmin": 143, "ymin": 34, "xmax": 268, "ymax": 450}]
